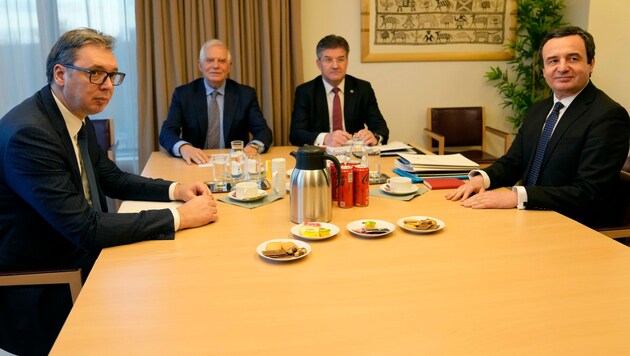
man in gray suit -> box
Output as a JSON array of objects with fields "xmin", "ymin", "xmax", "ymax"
[
  {"xmin": 447, "ymin": 26, "xmax": 630, "ymax": 228},
  {"xmin": 0, "ymin": 28, "xmax": 218, "ymax": 355}
]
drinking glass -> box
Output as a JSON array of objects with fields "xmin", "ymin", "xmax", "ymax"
[
  {"xmin": 247, "ymin": 152, "xmax": 263, "ymax": 187},
  {"xmin": 212, "ymin": 153, "xmax": 229, "ymax": 190},
  {"xmin": 367, "ymin": 147, "xmax": 381, "ymax": 183}
]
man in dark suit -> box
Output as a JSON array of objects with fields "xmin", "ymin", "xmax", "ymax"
[
  {"xmin": 0, "ymin": 28, "xmax": 218, "ymax": 355},
  {"xmin": 159, "ymin": 39, "xmax": 273, "ymax": 165},
  {"xmin": 290, "ymin": 34, "xmax": 389, "ymax": 147},
  {"xmin": 446, "ymin": 26, "xmax": 630, "ymax": 228}
]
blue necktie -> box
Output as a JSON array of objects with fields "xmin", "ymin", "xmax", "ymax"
[
  {"xmin": 526, "ymin": 102, "xmax": 564, "ymax": 185},
  {"xmin": 78, "ymin": 125, "xmax": 102, "ymax": 212}
]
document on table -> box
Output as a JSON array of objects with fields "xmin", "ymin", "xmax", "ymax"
[
  {"xmin": 325, "ymin": 141, "xmax": 418, "ymax": 156},
  {"xmin": 118, "ymin": 200, "xmax": 183, "ymax": 213},
  {"xmin": 396, "ymin": 153, "xmax": 479, "ymax": 172}
]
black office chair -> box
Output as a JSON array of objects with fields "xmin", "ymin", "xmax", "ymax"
[{"xmin": 424, "ymin": 107, "xmax": 510, "ymax": 164}]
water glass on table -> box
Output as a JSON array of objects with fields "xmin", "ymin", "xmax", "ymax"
[
  {"xmin": 367, "ymin": 147, "xmax": 381, "ymax": 183},
  {"xmin": 247, "ymin": 152, "xmax": 263, "ymax": 187},
  {"xmin": 212, "ymin": 153, "xmax": 229, "ymax": 190}
]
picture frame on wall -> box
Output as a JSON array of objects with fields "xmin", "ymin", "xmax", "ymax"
[{"xmin": 361, "ymin": 0, "xmax": 517, "ymax": 62}]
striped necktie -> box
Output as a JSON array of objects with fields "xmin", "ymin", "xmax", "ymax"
[{"xmin": 526, "ymin": 101, "xmax": 564, "ymax": 185}]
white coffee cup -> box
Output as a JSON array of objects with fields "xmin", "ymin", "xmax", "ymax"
[
  {"xmin": 387, "ymin": 177, "xmax": 413, "ymax": 192},
  {"xmin": 235, "ymin": 182, "xmax": 259, "ymax": 199}
]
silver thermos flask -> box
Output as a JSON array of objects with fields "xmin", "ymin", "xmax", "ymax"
[{"xmin": 290, "ymin": 145, "xmax": 341, "ymax": 223}]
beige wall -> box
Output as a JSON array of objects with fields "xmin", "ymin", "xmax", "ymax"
[
  {"xmin": 300, "ymin": 0, "xmax": 596, "ymax": 155},
  {"xmin": 588, "ymin": 0, "xmax": 630, "ymax": 112}
]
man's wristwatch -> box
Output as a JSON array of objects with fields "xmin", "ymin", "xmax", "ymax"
[{"xmin": 249, "ymin": 142, "xmax": 261, "ymax": 152}]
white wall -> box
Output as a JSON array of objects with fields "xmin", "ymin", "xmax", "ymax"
[{"xmin": 300, "ymin": 0, "xmax": 591, "ymax": 155}]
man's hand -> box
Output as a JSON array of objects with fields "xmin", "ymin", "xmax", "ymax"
[
  {"xmin": 177, "ymin": 195, "xmax": 218, "ymax": 229},
  {"xmin": 355, "ymin": 128, "xmax": 378, "ymax": 146},
  {"xmin": 460, "ymin": 190, "xmax": 518, "ymax": 209},
  {"xmin": 244, "ymin": 145, "xmax": 258, "ymax": 155},
  {"xmin": 179, "ymin": 144, "xmax": 210, "ymax": 165},
  {"xmin": 324, "ymin": 130, "xmax": 352, "ymax": 146},
  {"xmin": 445, "ymin": 175, "xmax": 484, "ymax": 201},
  {"xmin": 174, "ymin": 182, "xmax": 212, "ymax": 202}
]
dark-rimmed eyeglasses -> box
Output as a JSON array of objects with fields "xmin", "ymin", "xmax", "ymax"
[{"xmin": 61, "ymin": 64, "xmax": 126, "ymax": 86}]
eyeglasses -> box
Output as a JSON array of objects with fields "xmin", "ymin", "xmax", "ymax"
[
  {"xmin": 61, "ymin": 64, "xmax": 126, "ymax": 86},
  {"xmin": 319, "ymin": 56, "xmax": 346, "ymax": 65}
]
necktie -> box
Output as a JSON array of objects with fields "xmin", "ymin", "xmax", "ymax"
[
  {"xmin": 526, "ymin": 101, "xmax": 564, "ymax": 185},
  {"xmin": 332, "ymin": 87, "xmax": 343, "ymax": 131},
  {"xmin": 77, "ymin": 125, "xmax": 102, "ymax": 212},
  {"xmin": 205, "ymin": 91, "xmax": 220, "ymax": 149}
]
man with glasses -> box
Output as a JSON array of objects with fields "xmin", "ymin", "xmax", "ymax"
[
  {"xmin": 290, "ymin": 34, "xmax": 389, "ymax": 147},
  {"xmin": 0, "ymin": 28, "xmax": 218, "ymax": 355},
  {"xmin": 159, "ymin": 39, "xmax": 273, "ymax": 165}
]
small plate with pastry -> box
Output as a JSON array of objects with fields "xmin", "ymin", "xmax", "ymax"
[
  {"xmin": 397, "ymin": 216, "xmax": 445, "ymax": 234},
  {"xmin": 291, "ymin": 222, "xmax": 340, "ymax": 240},
  {"xmin": 346, "ymin": 219, "xmax": 395, "ymax": 238},
  {"xmin": 256, "ymin": 239, "xmax": 311, "ymax": 262}
]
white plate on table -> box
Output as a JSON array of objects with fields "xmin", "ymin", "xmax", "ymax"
[
  {"xmin": 346, "ymin": 219, "xmax": 395, "ymax": 238},
  {"xmin": 228, "ymin": 189, "xmax": 267, "ymax": 202},
  {"xmin": 397, "ymin": 216, "xmax": 445, "ymax": 234},
  {"xmin": 290, "ymin": 222, "xmax": 340, "ymax": 240},
  {"xmin": 256, "ymin": 239, "xmax": 311, "ymax": 262},
  {"xmin": 380, "ymin": 183, "xmax": 419, "ymax": 196}
]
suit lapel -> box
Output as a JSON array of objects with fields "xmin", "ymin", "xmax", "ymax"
[
  {"xmin": 544, "ymin": 82, "xmax": 596, "ymax": 159},
  {"xmin": 343, "ymin": 76, "xmax": 357, "ymax": 130},
  {"xmin": 195, "ymin": 79, "xmax": 209, "ymax": 141},
  {"xmin": 223, "ymin": 80, "xmax": 236, "ymax": 147},
  {"xmin": 39, "ymin": 86, "xmax": 81, "ymax": 178}
]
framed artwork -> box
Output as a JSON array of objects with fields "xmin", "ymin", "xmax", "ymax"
[{"xmin": 361, "ymin": 0, "xmax": 517, "ymax": 62}]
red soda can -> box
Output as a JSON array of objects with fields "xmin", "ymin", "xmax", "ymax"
[
  {"xmin": 329, "ymin": 162, "xmax": 338, "ymax": 202},
  {"xmin": 353, "ymin": 165, "xmax": 369, "ymax": 207},
  {"xmin": 338, "ymin": 165, "xmax": 354, "ymax": 208}
]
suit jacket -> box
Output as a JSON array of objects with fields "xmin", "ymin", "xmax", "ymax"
[
  {"xmin": 0, "ymin": 86, "xmax": 177, "ymax": 354},
  {"xmin": 290, "ymin": 75, "xmax": 389, "ymax": 146},
  {"xmin": 484, "ymin": 82, "xmax": 630, "ymax": 228},
  {"xmin": 159, "ymin": 78, "xmax": 273, "ymax": 153}
]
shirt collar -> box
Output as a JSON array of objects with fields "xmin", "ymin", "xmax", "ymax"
[
  {"xmin": 204, "ymin": 80, "xmax": 226, "ymax": 96},
  {"xmin": 50, "ymin": 88, "xmax": 84, "ymax": 139},
  {"xmin": 553, "ymin": 81, "xmax": 589, "ymax": 108},
  {"xmin": 322, "ymin": 77, "xmax": 345, "ymax": 95}
]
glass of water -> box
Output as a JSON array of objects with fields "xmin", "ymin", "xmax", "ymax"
[
  {"xmin": 247, "ymin": 152, "xmax": 263, "ymax": 187},
  {"xmin": 212, "ymin": 153, "xmax": 229, "ymax": 190},
  {"xmin": 367, "ymin": 147, "xmax": 381, "ymax": 183}
]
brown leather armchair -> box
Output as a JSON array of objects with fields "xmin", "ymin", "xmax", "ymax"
[
  {"xmin": 424, "ymin": 107, "xmax": 510, "ymax": 164},
  {"xmin": 0, "ymin": 268, "xmax": 83, "ymax": 303}
]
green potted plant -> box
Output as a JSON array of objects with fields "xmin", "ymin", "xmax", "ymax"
[{"xmin": 485, "ymin": 0, "xmax": 566, "ymax": 130}]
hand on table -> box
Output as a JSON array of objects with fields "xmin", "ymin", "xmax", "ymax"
[
  {"xmin": 446, "ymin": 175, "xmax": 517, "ymax": 209},
  {"xmin": 174, "ymin": 182, "xmax": 212, "ymax": 201},
  {"xmin": 355, "ymin": 128, "xmax": 378, "ymax": 146},
  {"xmin": 179, "ymin": 144, "xmax": 210, "ymax": 165},
  {"xmin": 177, "ymin": 195, "xmax": 218, "ymax": 229},
  {"xmin": 324, "ymin": 130, "xmax": 352, "ymax": 146}
]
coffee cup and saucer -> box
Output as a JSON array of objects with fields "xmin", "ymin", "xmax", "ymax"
[
  {"xmin": 380, "ymin": 177, "xmax": 418, "ymax": 196},
  {"xmin": 228, "ymin": 182, "xmax": 267, "ymax": 202}
]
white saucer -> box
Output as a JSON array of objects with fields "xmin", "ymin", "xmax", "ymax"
[
  {"xmin": 290, "ymin": 222, "xmax": 340, "ymax": 240},
  {"xmin": 380, "ymin": 183, "xmax": 419, "ymax": 196},
  {"xmin": 256, "ymin": 239, "xmax": 311, "ymax": 262},
  {"xmin": 228, "ymin": 189, "xmax": 267, "ymax": 202}
]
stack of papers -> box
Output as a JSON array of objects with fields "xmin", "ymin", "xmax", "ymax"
[{"xmin": 395, "ymin": 153, "xmax": 479, "ymax": 173}]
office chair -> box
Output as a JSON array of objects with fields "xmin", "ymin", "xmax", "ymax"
[
  {"xmin": 91, "ymin": 118, "xmax": 120, "ymax": 212},
  {"xmin": 91, "ymin": 118, "xmax": 118, "ymax": 161},
  {"xmin": 596, "ymin": 159, "xmax": 630, "ymax": 245},
  {"xmin": 424, "ymin": 107, "xmax": 510, "ymax": 164},
  {"xmin": 0, "ymin": 268, "xmax": 83, "ymax": 303}
]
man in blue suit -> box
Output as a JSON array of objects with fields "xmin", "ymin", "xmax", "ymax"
[
  {"xmin": 290, "ymin": 34, "xmax": 389, "ymax": 147},
  {"xmin": 159, "ymin": 39, "xmax": 273, "ymax": 165},
  {"xmin": 0, "ymin": 28, "xmax": 218, "ymax": 355},
  {"xmin": 447, "ymin": 26, "xmax": 630, "ymax": 228}
]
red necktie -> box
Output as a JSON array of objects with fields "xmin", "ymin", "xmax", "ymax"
[{"xmin": 332, "ymin": 87, "xmax": 342, "ymax": 131}]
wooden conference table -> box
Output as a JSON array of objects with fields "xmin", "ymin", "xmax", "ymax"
[{"xmin": 52, "ymin": 146, "xmax": 630, "ymax": 355}]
